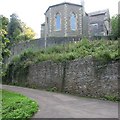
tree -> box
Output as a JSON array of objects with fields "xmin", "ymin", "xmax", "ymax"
[
  {"xmin": 111, "ymin": 14, "xmax": 120, "ymax": 38},
  {"xmin": 0, "ymin": 15, "xmax": 10, "ymax": 58},
  {"xmin": 0, "ymin": 15, "xmax": 9, "ymax": 32},
  {"xmin": 8, "ymin": 13, "xmax": 23, "ymax": 43},
  {"xmin": 16, "ymin": 21, "xmax": 35, "ymax": 41},
  {"xmin": 8, "ymin": 13, "xmax": 35, "ymax": 43},
  {"xmin": 0, "ymin": 15, "xmax": 11, "ymax": 77}
]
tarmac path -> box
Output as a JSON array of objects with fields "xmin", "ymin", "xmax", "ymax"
[{"xmin": 1, "ymin": 84, "xmax": 118, "ymax": 118}]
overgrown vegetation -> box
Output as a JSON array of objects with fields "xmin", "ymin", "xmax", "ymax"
[
  {"xmin": 2, "ymin": 89, "xmax": 38, "ymax": 119},
  {"xmin": 0, "ymin": 14, "xmax": 35, "ymax": 78},
  {"xmin": 111, "ymin": 14, "xmax": 120, "ymax": 39},
  {"xmin": 0, "ymin": 16, "xmax": 11, "ymax": 78},
  {"xmin": 11, "ymin": 39, "xmax": 119, "ymax": 62},
  {"xmin": 104, "ymin": 95, "xmax": 120, "ymax": 102},
  {"xmin": 3, "ymin": 39, "xmax": 119, "ymax": 84}
]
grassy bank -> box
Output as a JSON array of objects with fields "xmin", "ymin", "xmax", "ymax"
[{"xmin": 2, "ymin": 89, "xmax": 38, "ymax": 119}]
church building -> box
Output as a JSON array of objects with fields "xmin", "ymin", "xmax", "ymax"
[
  {"xmin": 88, "ymin": 9, "xmax": 111, "ymax": 37},
  {"xmin": 41, "ymin": 1, "xmax": 111, "ymax": 38}
]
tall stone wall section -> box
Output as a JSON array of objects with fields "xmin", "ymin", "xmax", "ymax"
[
  {"xmin": 10, "ymin": 38, "xmax": 45, "ymax": 56},
  {"xmin": 6, "ymin": 38, "xmax": 44, "ymax": 63},
  {"xmin": 27, "ymin": 61, "xmax": 64, "ymax": 91},
  {"xmin": 25, "ymin": 57, "xmax": 118, "ymax": 98}
]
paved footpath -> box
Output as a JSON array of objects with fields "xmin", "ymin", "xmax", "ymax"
[{"xmin": 1, "ymin": 84, "xmax": 118, "ymax": 118}]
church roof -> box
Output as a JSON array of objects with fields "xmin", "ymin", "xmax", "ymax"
[
  {"xmin": 45, "ymin": 2, "xmax": 82, "ymax": 14},
  {"xmin": 88, "ymin": 9, "xmax": 109, "ymax": 17}
]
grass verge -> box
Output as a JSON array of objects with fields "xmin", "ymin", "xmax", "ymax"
[{"xmin": 1, "ymin": 89, "xmax": 38, "ymax": 120}]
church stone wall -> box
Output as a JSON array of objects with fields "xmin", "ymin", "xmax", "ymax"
[
  {"xmin": 28, "ymin": 58, "xmax": 118, "ymax": 99},
  {"xmin": 46, "ymin": 4, "xmax": 66, "ymax": 37},
  {"xmin": 45, "ymin": 3, "xmax": 83, "ymax": 37},
  {"xmin": 88, "ymin": 10, "xmax": 111, "ymax": 37},
  {"xmin": 10, "ymin": 57, "xmax": 118, "ymax": 99},
  {"xmin": 66, "ymin": 4, "xmax": 83, "ymax": 37}
]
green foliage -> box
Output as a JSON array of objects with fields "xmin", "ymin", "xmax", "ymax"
[
  {"xmin": 0, "ymin": 13, "xmax": 35, "ymax": 79},
  {"xmin": 0, "ymin": 15, "xmax": 33, "ymax": 79},
  {"xmin": 2, "ymin": 89, "xmax": 38, "ymax": 119},
  {"xmin": 0, "ymin": 15, "xmax": 11, "ymax": 78},
  {"xmin": 118, "ymin": 15, "xmax": 120, "ymax": 38},
  {"xmin": 10, "ymin": 39, "xmax": 120, "ymax": 63},
  {"xmin": 0, "ymin": 41, "xmax": 2, "ymax": 79},
  {"xmin": 111, "ymin": 14, "xmax": 120, "ymax": 38},
  {"xmin": 19, "ymin": 22, "xmax": 35, "ymax": 40},
  {"xmin": 46, "ymin": 87, "xmax": 58, "ymax": 92},
  {"xmin": 0, "ymin": 15, "xmax": 10, "ymax": 58},
  {"xmin": 8, "ymin": 13, "xmax": 23, "ymax": 42},
  {"xmin": 3, "ymin": 49, "xmax": 37, "ymax": 83},
  {"xmin": 1, "ymin": 13, "xmax": 35, "ymax": 45},
  {"xmin": 104, "ymin": 95, "xmax": 120, "ymax": 102},
  {"xmin": 0, "ymin": 15, "xmax": 9, "ymax": 32}
]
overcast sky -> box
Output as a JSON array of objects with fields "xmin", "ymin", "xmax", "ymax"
[{"xmin": 0, "ymin": 0, "xmax": 119, "ymax": 38}]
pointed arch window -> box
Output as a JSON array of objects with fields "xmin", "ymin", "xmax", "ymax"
[
  {"xmin": 70, "ymin": 13, "xmax": 76, "ymax": 31},
  {"xmin": 56, "ymin": 13, "xmax": 61, "ymax": 31}
]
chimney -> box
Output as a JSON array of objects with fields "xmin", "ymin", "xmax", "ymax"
[{"xmin": 80, "ymin": 0, "xmax": 85, "ymax": 16}]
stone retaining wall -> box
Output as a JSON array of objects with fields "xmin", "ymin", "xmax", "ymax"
[{"xmin": 26, "ymin": 57, "xmax": 118, "ymax": 98}]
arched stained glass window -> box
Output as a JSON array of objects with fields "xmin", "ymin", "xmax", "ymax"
[
  {"xmin": 70, "ymin": 13, "xmax": 76, "ymax": 30},
  {"xmin": 56, "ymin": 13, "xmax": 61, "ymax": 31}
]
